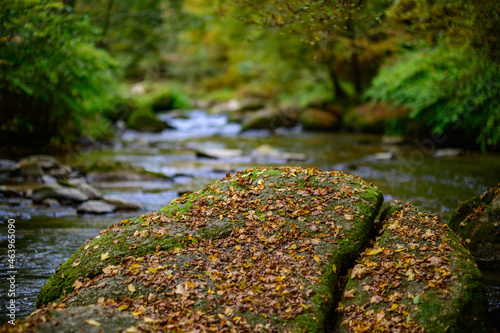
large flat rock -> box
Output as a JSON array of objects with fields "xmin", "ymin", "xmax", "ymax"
[
  {"xmin": 34, "ymin": 167, "xmax": 383, "ymax": 332},
  {"xmin": 335, "ymin": 201, "xmax": 490, "ymax": 333}
]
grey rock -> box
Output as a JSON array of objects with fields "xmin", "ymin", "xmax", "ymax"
[
  {"xmin": 52, "ymin": 164, "xmax": 73, "ymax": 177},
  {"xmin": 77, "ymin": 200, "xmax": 116, "ymax": 214},
  {"xmin": 17, "ymin": 161, "xmax": 44, "ymax": 178},
  {"xmin": 67, "ymin": 179, "xmax": 102, "ymax": 199},
  {"xmin": 433, "ymin": 148, "xmax": 464, "ymax": 157},
  {"xmin": 251, "ymin": 144, "xmax": 307, "ymax": 162},
  {"xmin": 195, "ymin": 148, "xmax": 243, "ymax": 159},
  {"xmin": 42, "ymin": 198, "xmax": 60, "ymax": 207},
  {"xmin": 19, "ymin": 155, "xmax": 60, "ymax": 169},
  {"xmin": 0, "ymin": 185, "xmax": 22, "ymax": 198},
  {"xmin": 102, "ymin": 195, "xmax": 143, "ymax": 210},
  {"xmin": 32, "ymin": 184, "xmax": 89, "ymax": 203}
]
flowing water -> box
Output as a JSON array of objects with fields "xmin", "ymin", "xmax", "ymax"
[{"xmin": 1, "ymin": 110, "xmax": 500, "ymax": 323}]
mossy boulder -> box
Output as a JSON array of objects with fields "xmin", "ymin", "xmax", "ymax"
[
  {"xmin": 448, "ymin": 183, "xmax": 500, "ymax": 268},
  {"xmin": 242, "ymin": 108, "xmax": 297, "ymax": 130},
  {"xmin": 34, "ymin": 167, "xmax": 383, "ymax": 332},
  {"xmin": 335, "ymin": 201, "xmax": 490, "ymax": 332},
  {"xmin": 126, "ymin": 108, "xmax": 172, "ymax": 132},
  {"xmin": 300, "ymin": 108, "xmax": 340, "ymax": 131},
  {"xmin": 343, "ymin": 102, "xmax": 409, "ymax": 133}
]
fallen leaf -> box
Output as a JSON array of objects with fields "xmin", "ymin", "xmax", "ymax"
[
  {"xmin": 83, "ymin": 319, "xmax": 101, "ymax": 327},
  {"xmin": 101, "ymin": 252, "xmax": 110, "ymax": 261},
  {"xmin": 128, "ymin": 284, "xmax": 136, "ymax": 293},
  {"xmin": 344, "ymin": 289, "xmax": 355, "ymax": 299}
]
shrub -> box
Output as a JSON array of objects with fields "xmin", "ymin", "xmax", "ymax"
[
  {"xmin": 365, "ymin": 45, "xmax": 500, "ymax": 150},
  {"xmin": 0, "ymin": 0, "xmax": 118, "ymax": 151}
]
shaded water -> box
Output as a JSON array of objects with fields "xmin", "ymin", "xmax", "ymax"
[{"xmin": 1, "ymin": 110, "xmax": 500, "ymax": 323}]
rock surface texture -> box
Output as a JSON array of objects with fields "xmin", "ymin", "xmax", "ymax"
[
  {"xmin": 335, "ymin": 201, "xmax": 490, "ymax": 332},
  {"xmin": 448, "ymin": 183, "xmax": 500, "ymax": 268},
  {"xmin": 32, "ymin": 167, "xmax": 382, "ymax": 332}
]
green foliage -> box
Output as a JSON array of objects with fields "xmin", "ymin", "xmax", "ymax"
[
  {"xmin": 151, "ymin": 88, "xmax": 192, "ymax": 112},
  {"xmin": 0, "ymin": 0, "xmax": 118, "ymax": 150},
  {"xmin": 365, "ymin": 45, "xmax": 500, "ymax": 150}
]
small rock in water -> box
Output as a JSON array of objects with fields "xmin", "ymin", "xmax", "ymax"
[
  {"xmin": 0, "ymin": 185, "xmax": 23, "ymax": 198},
  {"xmin": 372, "ymin": 152, "xmax": 395, "ymax": 161},
  {"xmin": 77, "ymin": 200, "xmax": 116, "ymax": 214},
  {"xmin": 19, "ymin": 155, "xmax": 60, "ymax": 170},
  {"xmin": 42, "ymin": 198, "xmax": 61, "ymax": 208},
  {"xmin": 67, "ymin": 179, "xmax": 102, "ymax": 200},
  {"xmin": 102, "ymin": 195, "xmax": 143, "ymax": 211},
  {"xmin": 32, "ymin": 184, "xmax": 89, "ymax": 203},
  {"xmin": 195, "ymin": 148, "xmax": 243, "ymax": 159},
  {"xmin": 433, "ymin": 148, "xmax": 464, "ymax": 157}
]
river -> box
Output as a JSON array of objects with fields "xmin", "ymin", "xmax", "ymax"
[{"xmin": 1, "ymin": 110, "xmax": 500, "ymax": 323}]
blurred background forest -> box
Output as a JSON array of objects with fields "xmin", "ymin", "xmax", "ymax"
[{"xmin": 1, "ymin": 0, "xmax": 499, "ymax": 155}]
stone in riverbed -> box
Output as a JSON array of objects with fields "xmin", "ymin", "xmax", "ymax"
[
  {"xmin": 300, "ymin": 108, "xmax": 340, "ymax": 131},
  {"xmin": 335, "ymin": 201, "xmax": 490, "ymax": 333},
  {"xmin": 32, "ymin": 184, "xmax": 89, "ymax": 203},
  {"xmin": 66, "ymin": 178, "xmax": 102, "ymax": 199},
  {"xmin": 76, "ymin": 200, "xmax": 116, "ymax": 214},
  {"xmin": 102, "ymin": 195, "xmax": 143, "ymax": 210},
  {"xmin": 35, "ymin": 167, "xmax": 383, "ymax": 332},
  {"xmin": 448, "ymin": 183, "xmax": 500, "ymax": 268}
]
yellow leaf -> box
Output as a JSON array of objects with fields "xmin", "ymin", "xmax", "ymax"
[
  {"xmin": 366, "ymin": 248, "xmax": 383, "ymax": 256},
  {"xmin": 332, "ymin": 264, "xmax": 337, "ymax": 273},
  {"xmin": 84, "ymin": 319, "xmax": 101, "ymax": 327},
  {"xmin": 391, "ymin": 303, "xmax": 398, "ymax": 310},
  {"xmin": 148, "ymin": 267, "xmax": 158, "ymax": 274},
  {"xmin": 344, "ymin": 214, "xmax": 354, "ymax": 221},
  {"xmin": 313, "ymin": 255, "xmax": 321, "ymax": 264},
  {"xmin": 72, "ymin": 261, "xmax": 80, "ymax": 267},
  {"xmin": 118, "ymin": 305, "xmax": 129, "ymax": 311},
  {"xmin": 101, "ymin": 252, "xmax": 110, "ymax": 261},
  {"xmin": 235, "ymin": 245, "xmax": 241, "ymax": 250},
  {"xmin": 290, "ymin": 244, "xmax": 297, "ymax": 249},
  {"xmin": 128, "ymin": 284, "xmax": 136, "ymax": 293},
  {"xmin": 72, "ymin": 280, "xmax": 83, "ymax": 290}
]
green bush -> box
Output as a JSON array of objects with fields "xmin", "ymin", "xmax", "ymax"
[
  {"xmin": 151, "ymin": 89, "xmax": 192, "ymax": 112},
  {"xmin": 0, "ymin": 0, "xmax": 118, "ymax": 151},
  {"xmin": 365, "ymin": 45, "xmax": 500, "ymax": 150}
]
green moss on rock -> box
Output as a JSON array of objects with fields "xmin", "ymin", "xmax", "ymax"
[
  {"xmin": 33, "ymin": 167, "xmax": 383, "ymax": 332},
  {"xmin": 335, "ymin": 201, "xmax": 490, "ymax": 333},
  {"xmin": 448, "ymin": 183, "xmax": 500, "ymax": 268}
]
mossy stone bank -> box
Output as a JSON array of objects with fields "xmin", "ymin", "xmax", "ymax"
[
  {"xmin": 335, "ymin": 201, "xmax": 490, "ymax": 332},
  {"xmin": 29, "ymin": 167, "xmax": 382, "ymax": 332},
  {"xmin": 448, "ymin": 183, "xmax": 500, "ymax": 268}
]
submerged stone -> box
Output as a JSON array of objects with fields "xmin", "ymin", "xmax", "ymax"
[
  {"xmin": 335, "ymin": 201, "xmax": 490, "ymax": 333},
  {"xmin": 34, "ymin": 167, "xmax": 383, "ymax": 332}
]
